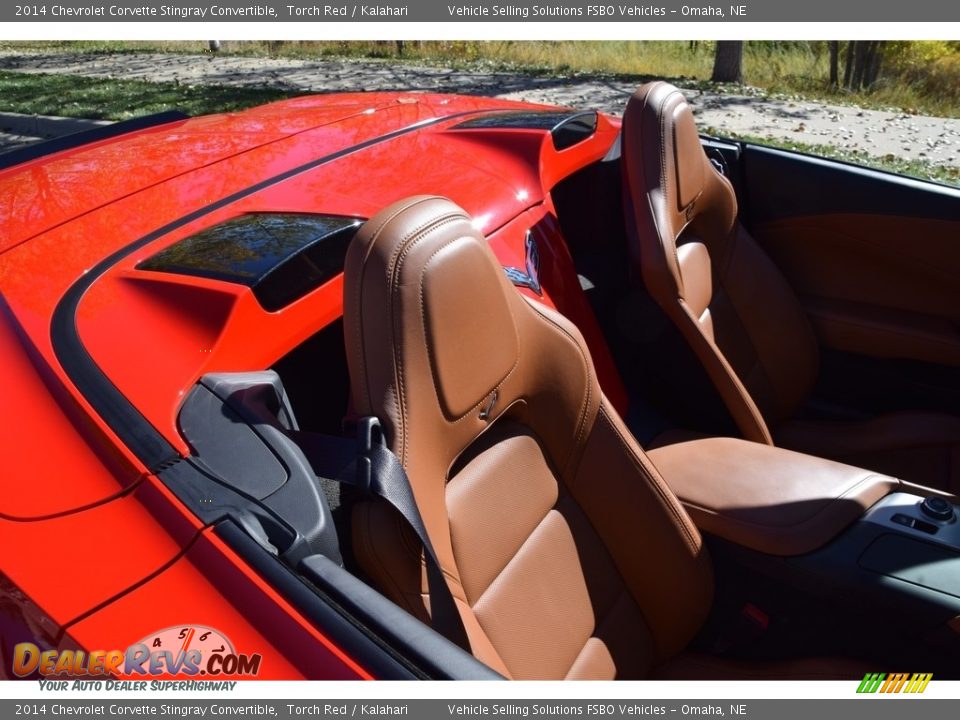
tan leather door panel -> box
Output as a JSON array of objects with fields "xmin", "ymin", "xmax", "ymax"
[{"xmin": 752, "ymin": 213, "xmax": 960, "ymax": 366}]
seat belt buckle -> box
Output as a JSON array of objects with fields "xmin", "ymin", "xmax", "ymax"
[
  {"xmin": 355, "ymin": 416, "xmax": 385, "ymax": 496},
  {"xmin": 711, "ymin": 601, "xmax": 771, "ymax": 654},
  {"xmin": 741, "ymin": 602, "xmax": 770, "ymax": 632}
]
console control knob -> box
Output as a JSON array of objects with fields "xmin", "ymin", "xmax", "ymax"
[{"xmin": 920, "ymin": 496, "xmax": 955, "ymax": 522}]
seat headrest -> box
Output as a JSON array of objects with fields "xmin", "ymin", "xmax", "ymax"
[
  {"xmin": 343, "ymin": 196, "xmax": 520, "ymax": 445},
  {"xmin": 622, "ymin": 81, "xmax": 738, "ymax": 301},
  {"xmin": 419, "ymin": 216, "xmax": 520, "ymax": 418},
  {"xmin": 623, "ymin": 80, "xmax": 737, "ymax": 229}
]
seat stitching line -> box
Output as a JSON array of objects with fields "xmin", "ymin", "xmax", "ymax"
[
  {"xmin": 352, "ymin": 195, "xmax": 436, "ymax": 414},
  {"xmin": 386, "ymin": 213, "xmax": 467, "ymax": 463},
  {"xmin": 466, "ymin": 502, "xmax": 556, "ymax": 606},
  {"xmin": 597, "ymin": 405, "xmax": 701, "ymax": 553},
  {"xmin": 523, "ymin": 300, "xmax": 595, "ymax": 476}
]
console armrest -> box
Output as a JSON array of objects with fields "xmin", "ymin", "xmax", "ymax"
[{"xmin": 648, "ymin": 437, "xmax": 899, "ymax": 556}]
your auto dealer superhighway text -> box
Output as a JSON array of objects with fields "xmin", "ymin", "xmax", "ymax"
[{"xmin": 40, "ymin": 4, "xmax": 277, "ymax": 17}]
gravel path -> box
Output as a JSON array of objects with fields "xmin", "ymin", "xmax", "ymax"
[{"xmin": 1, "ymin": 49, "xmax": 958, "ymax": 169}]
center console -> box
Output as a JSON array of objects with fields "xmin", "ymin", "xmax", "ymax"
[
  {"xmin": 648, "ymin": 437, "xmax": 960, "ymax": 668},
  {"xmin": 797, "ymin": 491, "xmax": 960, "ymax": 621}
]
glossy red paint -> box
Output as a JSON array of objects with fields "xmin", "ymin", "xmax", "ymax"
[
  {"xmin": 0, "ymin": 93, "xmax": 540, "ymax": 254},
  {"xmin": 1, "ymin": 481, "xmax": 186, "ymax": 628},
  {"xmin": 0, "ymin": 91, "xmax": 625, "ymax": 679},
  {"xmin": 64, "ymin": 525, "xmax": 362, "ymax": 680},
  {"xmin": 0, "ymin": 297, "xmax": 141, "ymax": 516}
]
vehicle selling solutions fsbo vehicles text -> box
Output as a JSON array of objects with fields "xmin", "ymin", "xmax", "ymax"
[{"xmin": 443, "ymin": 5, "xmax": 741, "ymax": 17}]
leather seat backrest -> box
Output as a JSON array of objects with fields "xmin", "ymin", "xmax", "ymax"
[
  {"xmin": 343, "ymin": 195, "xmax": 713, "ymax": 679},
  {"xmin": 622, "ymin": 82, "xmax": 819, "ymax": 441}
]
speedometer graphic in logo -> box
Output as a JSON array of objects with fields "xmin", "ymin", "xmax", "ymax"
[
  {"xmin": 128, "ymin": 624, "xmax": 262, "ymax": 677},
  {"xmin": 132, "ymin": 625, "xmax": 251, "ymax": 676},
  {"xmin": 139, "ymin": 625, "xmax": 235, "ymax": 658}
]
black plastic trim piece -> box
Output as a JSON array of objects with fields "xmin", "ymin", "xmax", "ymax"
[
  {"xmin": 49, "ymin": 109, "xmax": 489, "ymax": 473},
  {"xmin": 550, "ymin": 111, "xmax": 598, "ymax": 151},
  {"xmin": 214, "ymin": 520, "xmax": 421, "ymax": 680},
  {"xmin": 452, "ymin": 110, "xmax": 577, "ymax": 131},
  {"xmin": 602, "ymin": 132, "xmax": 622, "ymax": 162},
  {"xmin": 217, "ymin": 520, "xmax": 501, "ymax": 680},
  {"xmin": 0, "ymin": 111, "xmax": 190, "ymax": 172},
  {"xmin": 298, "ymin": 554, "xmax": 504, "ymax": 680},
  {"xmin": 741, "ymin": 143, "xmax": 960, "ymax": 224},
  {"xmin": 453, "ymin": 110, "xmax": 597, "ymax": 151},
  {"xmin": 179, "ymin": 372, "xmax": 343, "ymax": 566}
]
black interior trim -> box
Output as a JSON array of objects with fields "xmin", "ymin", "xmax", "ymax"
[
  {"xmin": 214, "ymin": 520, "xmax": 420, "ymax": 680},
  {"xmin": 216, "ymin": 521, "xmax": 503, "ymax": 680},
  {"xmin": 299, "ymin": 553, "xmax": 504, "ymax": 680},
  {"xmin": 742, "ymin": 144, "xmax": 960, "ymax": 224}
]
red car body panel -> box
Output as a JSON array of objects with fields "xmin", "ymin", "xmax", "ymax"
[{"xmin": 0, "ymin": 92, "xmax": 624, "ymax": 679}]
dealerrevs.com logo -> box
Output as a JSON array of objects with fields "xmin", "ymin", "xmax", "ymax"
[
  {"xmin": 857, "ymin": 673, "xmax": 933, "ymax": 694},
  {"xmin": 13, "ymin": 625, "xmax": 262, "ymax": 679}
]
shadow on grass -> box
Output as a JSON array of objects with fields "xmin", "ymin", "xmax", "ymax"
[
  {"xmin": 0, "ymin": 52, "xmax": 705, "ymax": 120},
  {"xmin": 0, "ymin": 70, "xmax": 299, "ymax": 120}
]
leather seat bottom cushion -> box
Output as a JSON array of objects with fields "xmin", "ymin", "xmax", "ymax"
[
  {"xmin": 777, "ymin": 411, "xmax": 960, "ymax": 494},
  {"xmin": 653, "ymin": 652, "xmax": 870, "ymax": 680}
]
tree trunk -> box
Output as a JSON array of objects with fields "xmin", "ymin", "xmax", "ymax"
[
  {"xmin": 828, "ymin": 41, "xmax": 839, "ymax": 86},
  {"xmin": 864, "ymin": 41, "xmax": 882, "ymax": 88},
  {"xmin": 711, "ymin": 41, "xmax": 744, "ymax": 83},
  {"xmin": 850, "ymin": 41, "xmax": 870, "ymax": 89},
  {"xmin": 843, "ymin": 41, "xmax": 855, "ymax": 88}
]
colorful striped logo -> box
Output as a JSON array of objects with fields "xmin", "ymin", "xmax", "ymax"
[{"xmin": 857, "ymin": 672, "xmax": 933, "ymax": 694}]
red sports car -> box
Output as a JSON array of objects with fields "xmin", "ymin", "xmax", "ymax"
[{"xmin": 2, "ymin": 83, "xmax": 959, "ymax": 682}]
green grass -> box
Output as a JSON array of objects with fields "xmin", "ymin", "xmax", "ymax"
[
  {"xmin": 703, "ymin": 126, "xmax": 960, "ymax": 187},
  {"xmin": 0, "ymin": 70, "xmax": 298, "ymax": 120},
  {"xmin": 3, "ymin": 40, "xmax": 959, "ymax": 118}
]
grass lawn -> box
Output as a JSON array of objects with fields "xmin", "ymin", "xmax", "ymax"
[{"xmin": 0, "ymin": 69, "xmax": 299, "ymax": 120}]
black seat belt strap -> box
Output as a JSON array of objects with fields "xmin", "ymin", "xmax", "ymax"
[{"xmin": 293, "ymin": 417, "xmax": 471, "ymax": 652}]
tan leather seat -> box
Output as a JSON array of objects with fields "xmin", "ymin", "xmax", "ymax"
[
  {"xmin": 342, "ymin": 194, "xmax": 864, "ymax": 679},
  {"xmin": 622, "ymin": 81, "xmax": 960, "ymax": 493}
]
